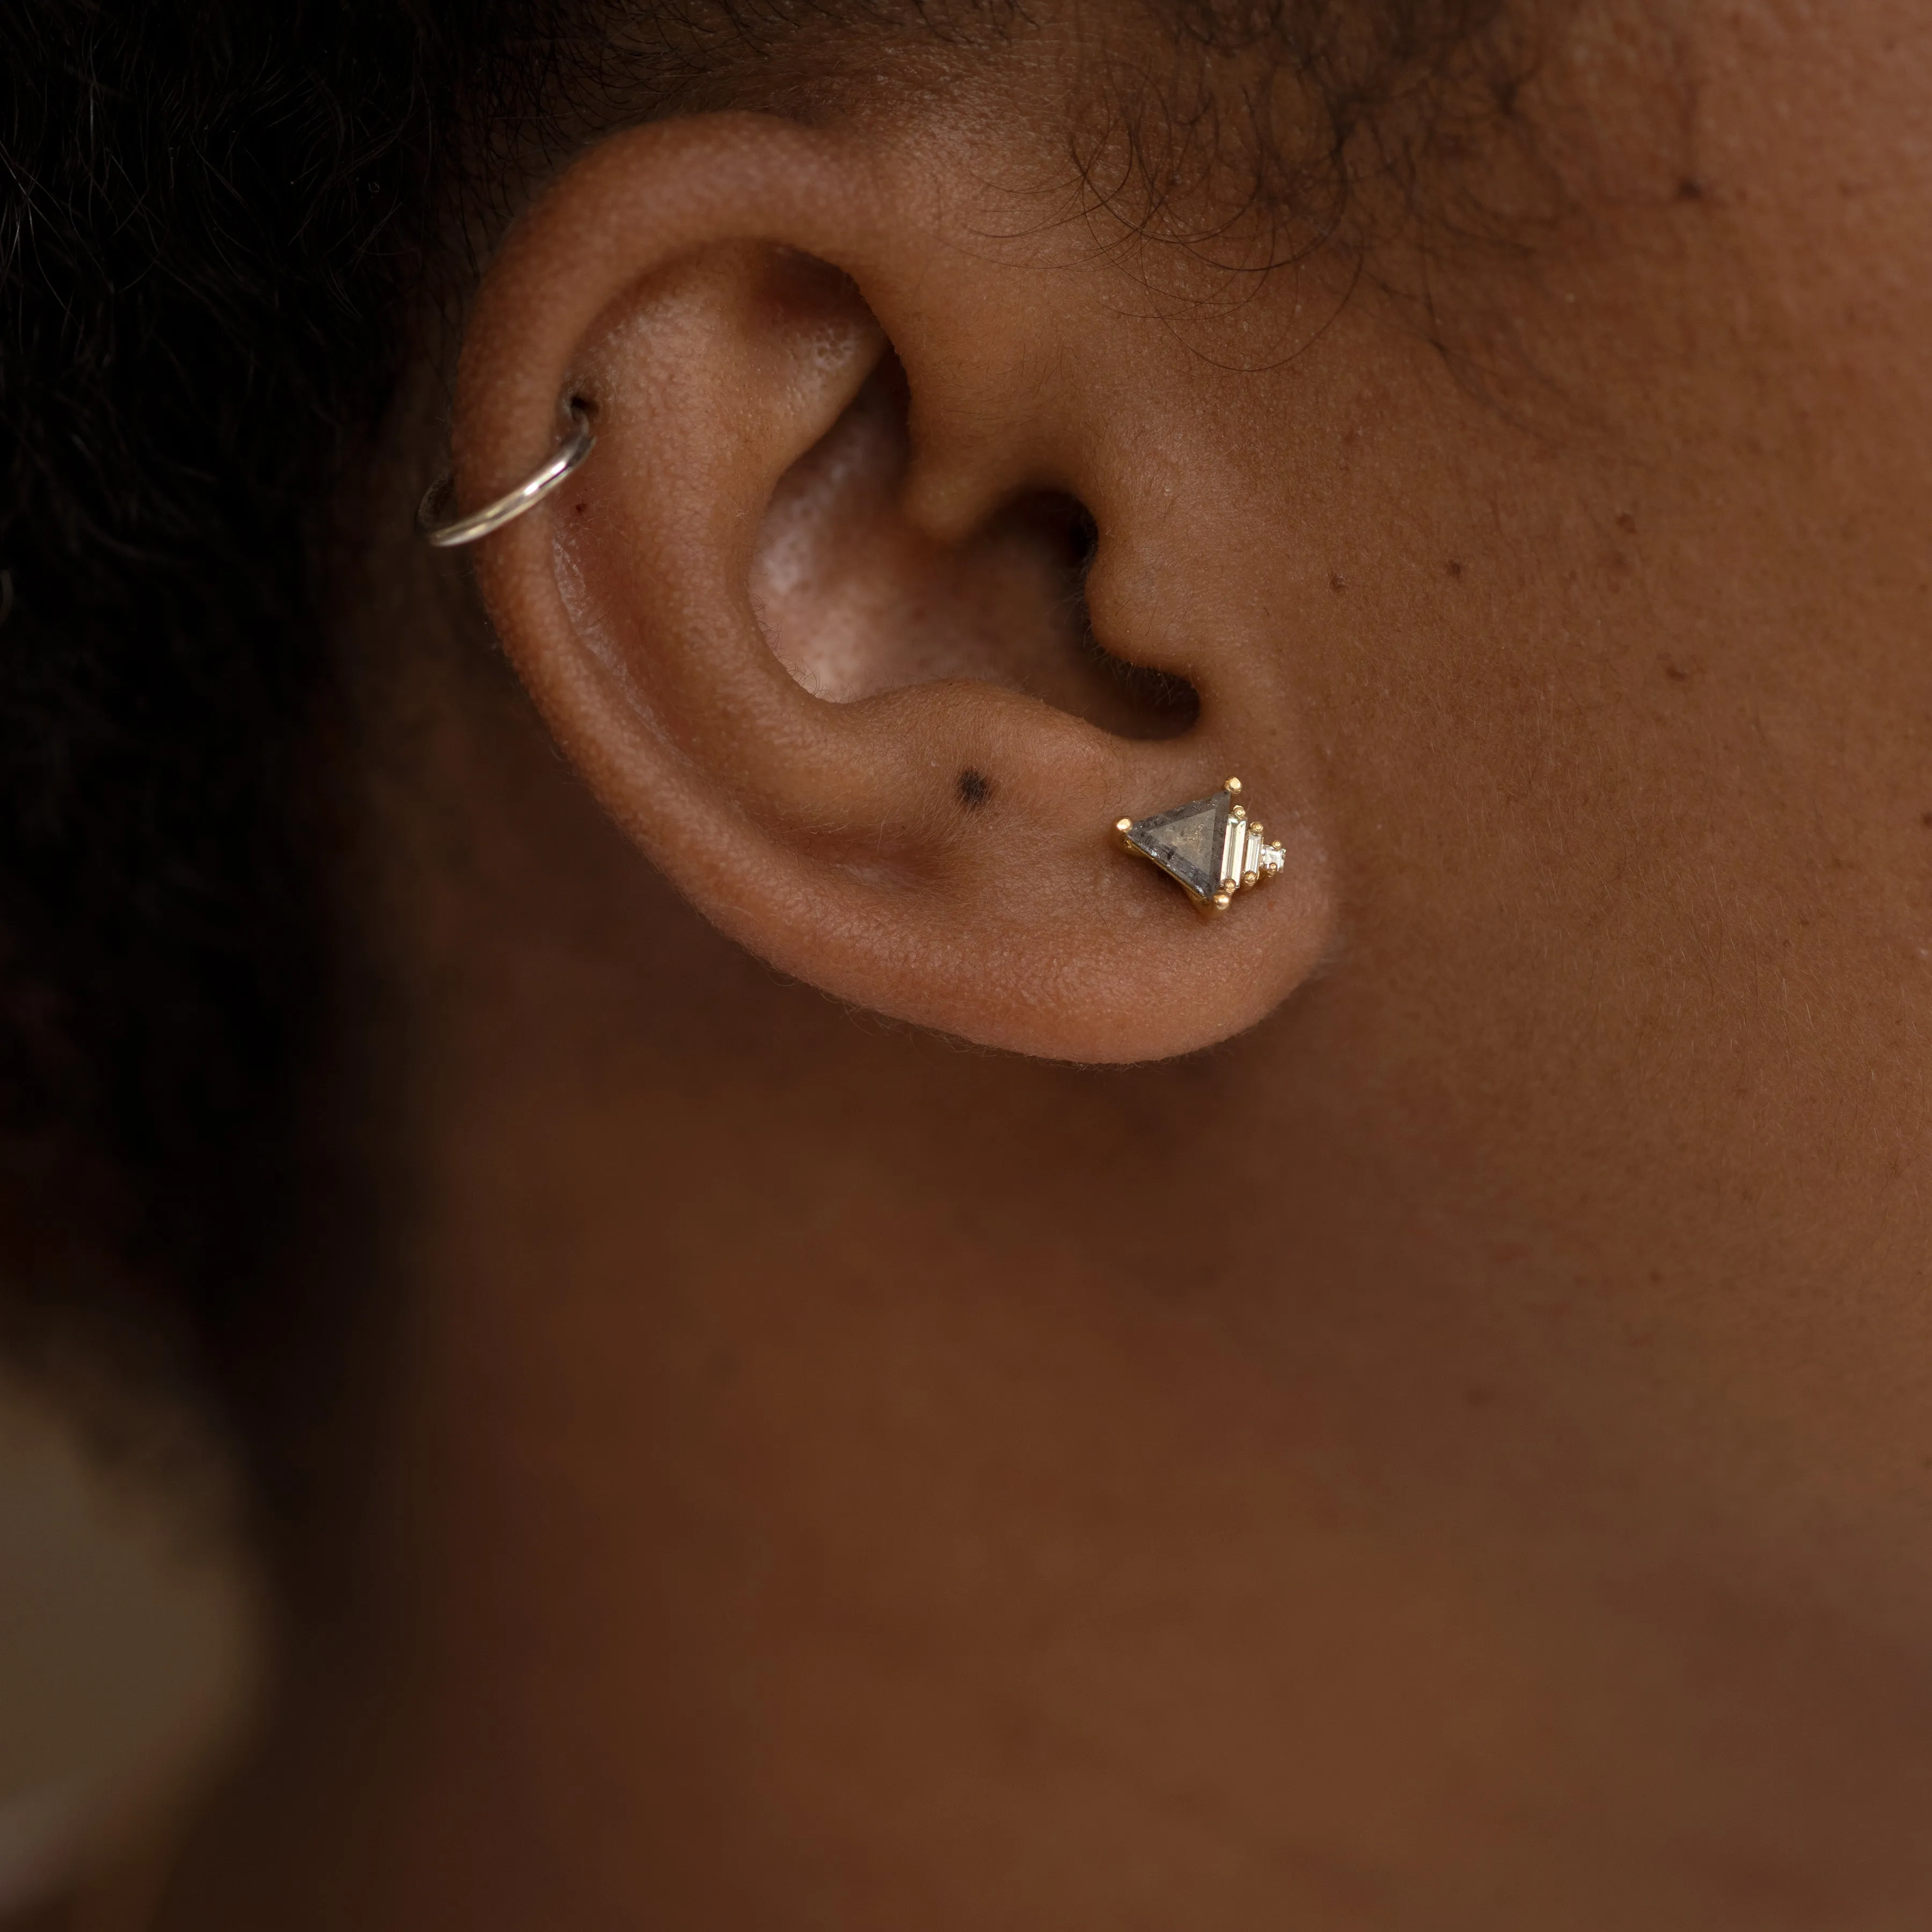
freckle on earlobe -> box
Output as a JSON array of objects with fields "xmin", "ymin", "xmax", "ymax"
[{"xmin": 956, "ymin": 769, "xmax": 992, "ymax": 809}]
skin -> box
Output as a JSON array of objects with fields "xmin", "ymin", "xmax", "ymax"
[{"xmin": 57, "ymin": 0, "xmax": 1932, "ymax": 1925}]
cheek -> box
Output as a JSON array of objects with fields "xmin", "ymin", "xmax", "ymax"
[
  {"xmin": 1700, "ymin": 0, "xmax": 1932, "ymax": 510},
  {"xmin": 1141, "ymin": 67, "xmax": 1932, "ymax": 1292}
]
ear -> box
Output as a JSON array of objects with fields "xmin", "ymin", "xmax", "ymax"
[{"xmin": 446, "ymin": 113, "xmax": 1335, "ymax": 1063}]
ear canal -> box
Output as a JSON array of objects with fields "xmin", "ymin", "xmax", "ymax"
[{"xmin": 750, "ymin": 347, "xmax": 1199, "ymax": 741}]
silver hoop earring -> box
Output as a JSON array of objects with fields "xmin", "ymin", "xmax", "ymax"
[{"xmin": 416, "ymin": 403, "xmax": 596, "ymax": 548}]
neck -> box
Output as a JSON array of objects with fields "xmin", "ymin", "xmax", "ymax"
[{"xmin": 158, "ymin": 654, "xmax": 1932, "ymax": 1929}]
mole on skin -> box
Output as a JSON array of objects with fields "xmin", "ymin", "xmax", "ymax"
[{"xmin": 957, "ymin": 769, "xmax": 992, "ymax": 809}]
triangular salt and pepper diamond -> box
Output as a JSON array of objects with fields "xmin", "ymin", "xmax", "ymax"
[{"xmin": 1122, "ymin": 790, "xmax": 1232, "ymax": 903}]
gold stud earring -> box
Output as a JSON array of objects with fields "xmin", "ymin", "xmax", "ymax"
[{"xmin": 1115, "ymin": 777, "xmax": 1285, "ymax": 913}]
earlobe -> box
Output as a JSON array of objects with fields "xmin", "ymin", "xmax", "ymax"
[{"xmin": 444, "ymin": 112, "xmax": 1336, "ymax": 1063}]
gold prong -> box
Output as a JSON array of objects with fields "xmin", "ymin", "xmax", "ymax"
[
  {"xmin": 1232, "ymin": 804, "xmax": 1247, "ymax": 821},
  {"xmin": 1225, "ymin": 776, "xmax": 1242, "ymax": 793},
  {"xmin": 1221, "ymin": 878, "xmax": 1239, "ymax": 894},
  {"xmin": 1212, "ymin": 893, "xmax": 1232, "ymax": 909},
  {"xmin": 1115, "ymin": 817, "xmax": 1133, "ymax": 832},
  {"xmin": 1243, "ymin": 870, "xmax": 1259, "ymax": 887}
]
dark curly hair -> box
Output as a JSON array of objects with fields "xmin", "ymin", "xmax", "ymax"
[
  {"xmin": 0, "ymin": 2, "xmax": 569, "ymax": 1515},
  {"xmin": 0, "ymin": 0, "xmax": 1518, "ymax": 1536}
]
